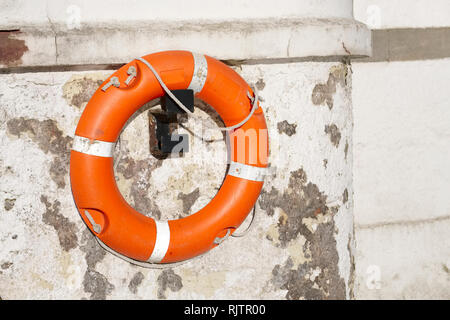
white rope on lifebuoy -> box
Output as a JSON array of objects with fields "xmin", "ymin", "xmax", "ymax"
[{"xmin": 136, "ymin": 55, "xmax": 260, "ymax": 132}]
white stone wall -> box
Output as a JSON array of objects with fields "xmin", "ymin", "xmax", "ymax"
[
  {"xmin": 352, "ymin": 0, "xmax": 450, "ymax": 299},
  {"xmin": 0, "ymin": 61, "xmax": 354, "ymax": 299},
  {"xmin": 354, "ymin": 0, "xmax": 450, "ymax": 29},
  {"xmin": 352, "ymin": 59, "xmax": 450, "ymax": 299}
]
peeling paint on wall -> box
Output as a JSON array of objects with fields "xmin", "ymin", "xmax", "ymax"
[
  {"xmin": 343, "ymin": 189, "xmax": 349, "ymax": 204},
  {"xmin": 259, "ymin": 168, "xmax": 346, "ymax": 299},
  {"xmin": 1, "ymin": 262, "xmax": 13, "ymax": 270},
  {"xmin": 312, "ymin": 64, "xmax": 348, "ymax": 109},
  {"xmin": 83, "ymin": 269, "xmax": 115, "ymax": 300},
  {"xmin": 62, "ymin": 74, "xmax": 107, "ymax": 109},
  {"xmin": 79, "ymin": 229, "xmax": 113, "ymax": 299},
  {"xmin": 344, "ymin": 140, "xmax": 349, "ymax": 160},
  {"xmin": 80, "ymin": 229, "xmax": 106, "ymax": 271},
  {"xmin": 324, "ymin": 124, "xmax": 341, "ymax": 148},
  {"xmin": 347, "ymin": 235, "xmax": 355, "ymax": 299},
  {"xmin": 6, "ymin": 117, "xmax": 73, "ymax": 188},
  {"xmin": 4, "ymin": 198, "xmax": 15, "ymax": 211},
  {"xmin": 157, "ymin": 269, "xmax": 183, "ymax": 299},
  {"xmin": 177, "ymin": 187, "xmax": 200, "ymax": 216},
  {"xmin": 128, "ymin": 272, "xmax": 145, "ymax": 294},
  {"xmin": 255, "ymin": 78, "xmax": 266, "ymax": 91},
  {"xmin": 115, "ymin": 155, "xmax": 163, "ymax": 219},
  {"xmin": 277, "ymin": 120, "xmax": 297, "ymax": 137},
  {"xmin": 40, "ymin": 195, "xmax": 78, "ymax": 251}
]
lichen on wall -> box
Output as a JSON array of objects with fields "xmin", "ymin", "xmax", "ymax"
[{"xmin": 0, "ymin": 60, "xmax": 353, "ymax": 299}]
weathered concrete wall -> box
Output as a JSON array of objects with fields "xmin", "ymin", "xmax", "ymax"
[{"xmin": 0, "ymin": 60, "xmax": 354, "ymax": 299}]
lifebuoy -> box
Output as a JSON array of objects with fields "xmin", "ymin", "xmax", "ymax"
[{"xmin": 70, "ymin": 50, "xmax": 269, "ymax": 265}]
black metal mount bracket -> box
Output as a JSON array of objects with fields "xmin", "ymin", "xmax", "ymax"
[{"xmin": 154, "ymin": 89, "xmax": 194, "ymax": 155}]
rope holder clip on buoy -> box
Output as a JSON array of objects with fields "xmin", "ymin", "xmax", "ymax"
[
  {"xmin": 101, "ymin": 76, "xmax": 120, "ymax": 91},
  {"xmin": 84, "ymin": 210, "xmax": 101, "ymax": 234},
  {"xmin": 124, "ymin": 66, "xmax": 137, "ymax": 85}
]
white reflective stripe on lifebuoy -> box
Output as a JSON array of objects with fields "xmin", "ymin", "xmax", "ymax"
[
  {"xmin": 72, "ymin": 135, "xmax": 115, "ymax": 157},
  {"xmin": 147, "ymin": 220, "xmax": 170, "ymax": 263},
  {"xmin": 187, "ymin": 52, "xmax": 208, "ymax": 94},
  {"xmin": 227, "ymin": 161, "xmax": 268, "ymax": 182}
]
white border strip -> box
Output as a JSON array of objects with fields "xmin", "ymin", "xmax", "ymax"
[
  {"xmin": 72, "ymin": 135, "xmax": 115, "ymax": 157},
  {"xmin": 227, "ymin": 161, "xmax": 268, "ymax": 182},
  {"xmin": 147, "ymin": 221, "xmax": 171, "ymax": 263},
  {"xmin": 187, "ymin": 52, "xmax": 208, "ymax": 94}
]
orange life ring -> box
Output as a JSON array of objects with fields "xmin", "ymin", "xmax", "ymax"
[{"xmin": 70, "ymin": 50, "xmax": 269, "ymax": 265}]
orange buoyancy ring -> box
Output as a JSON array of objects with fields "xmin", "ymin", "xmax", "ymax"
[{"xmin": 70, "ymin": 50, "xmax": 269, "ymax": 265}]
